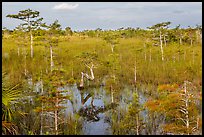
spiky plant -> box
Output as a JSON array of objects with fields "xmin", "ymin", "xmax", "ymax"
[{"xmin": 2, "ymin": 72, "xmax": 22, "ymax": 135}]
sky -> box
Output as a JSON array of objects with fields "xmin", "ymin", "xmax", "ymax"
[{"xmin": 2, "ymin": 2, "xmax": 202, "ymax": 31}]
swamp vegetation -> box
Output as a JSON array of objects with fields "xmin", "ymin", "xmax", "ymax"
[{"xmin": 2, "ymin": 9, "xmax": 202, "ymax": 135}]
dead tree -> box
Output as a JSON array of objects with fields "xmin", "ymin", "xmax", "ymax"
[{"xmin": 79, "ymin": 63, "xmax": 95, "ymax": 88}]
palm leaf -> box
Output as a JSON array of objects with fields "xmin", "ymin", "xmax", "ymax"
[
  {"xmin": 2, "ymin": 72, "xmax": 22, "ymax": 121},
  {"xmin": 2, "ymin": 83, "xmax": 22, "ymax": 106}
]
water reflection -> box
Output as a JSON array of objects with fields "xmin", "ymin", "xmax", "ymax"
[
  {"xmin": 29, "ymin": 78, "xmax": 148, "ymax": 135},
  {"xmin": 62, "ymin": 84, "xmax": 118, "ymax": 135},
  {"xmin": 37, "ymin": 83, "xmax": 147, "ymax": 135}
]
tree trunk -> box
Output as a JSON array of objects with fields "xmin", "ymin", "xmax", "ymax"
[
  {"xmin": 184, "ymin": 81, "xmax": 190, "ymax": 135},
  {"xmin": 24, "ymin": 48, "xmax": 27, "ymax": 76},
  {"xmin": 81, "ymin": 93, "xmax": 92, "ymax": 105},
  {"xmin": 55, "ymin": 96, "xmax": 59, "ymax": 135},
  {"xmin": 164, "ymin": 35, "xmax": 167, "ymax": 47},
  {"xmin": 134, "ymin": 60, "xmax": 137, "ymax": 86},
  {"xmin": 83, "ymin": 64, "xmax": 95, "ymax": 80},
  {"xmin": 30, "ymin": 32, "xmax": 33, "ymax": 58},
  {"xmin": 50, "ymin": 46, "xmax": 54, "ymax": 71},
  {"xmin": 90, "ymin": 67, "xmax": 94, "ymax": 80},
  {"xmin": 54, "ymin": 110, "xmax": 58, "ymax": 135},
  {"xmin": 80, "ymin": 63, "xmax": 95, "ymax": 88},
  {"xmin": 179, "ymin": 37, "xmax": 182, "ymax": 45},
  {"xmin": 159, "ymin": 31, "xmax": 164, "ymax": 61},
  {"xmin": 196, "ymin": 30, "xmax": 199, "ymax": 43},
  {"xmin": 80, "ymin": 72, "xmax": 84, "ymax": 88},
  {"xmin": 111, "ymin": 90, "xmax": 114, "ymax": 103},
  {"xmin": 111, "ymin": 44, "xmax": 114, "ymax": 53},
  {"xmin": 149, "ymin": 49, "xmax": 152, "ymax": 62},
  {"xmin": 91, "ymin": 96, "xmax": 94, "ymax": 107},
  {"xmin": 190, "ymin": 38, "xmax": 193, "ymax": 46},
  {"xmin": 136, "ymin": 114, "xmax": 139, "ymax": 135},
  {"xmin": 200, "ymin": 31, "xmax": 202, "ymax": 45},
  {"xmin": 40, "ymin": 77, "xmax": 44, "ymax": 135}
]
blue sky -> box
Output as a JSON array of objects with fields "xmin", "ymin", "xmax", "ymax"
[{"xmin": 2, "ymin": 2, "xmax": 202, "ymax": 31}]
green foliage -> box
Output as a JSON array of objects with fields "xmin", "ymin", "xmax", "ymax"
[
  {"xmin": 65, "ymin": 26, "xmax": 73, "ymax": 36},
  {"xmin": 148, "ymin": 22, "xmax": 171, "ymax": 30},
  {"xmin": 76, "ymin": 51, "xmax": 99, "ymax": 65},
  {"xmin": 34, "ymin": 70, "xmax": 71, "ymax": 135},
  {"xmin": 59, "ymin": 114, "xmax": 82, "ymax": 135},
  {"xmin": 2, "ymin": 19, "xmax": 202, "ymax": 135},
  {"xmin": 119, "ymin": 92, "xmax": 144, "ymax": 135},
  {"xmin": 6, "ymin": 8, "xmax": 45, "ymax": 31},
  {"xmin": 103, "ymin": 32, "xmax": 119, "ymax": 45},
  {"xmin": 2, "ymin": 72, "xmax": 23, "ymax": 135},
  {"xmin": 67, "ymin": 78, "xmax": 76, "ymax": 84}
]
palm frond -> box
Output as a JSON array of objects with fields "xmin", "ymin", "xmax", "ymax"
[
  {"xmin": 2, "ymin": 72, "xmax": 22, "ymax": 122},
  {"xmin": 2, "ymin": 83, "xmax": 22, "ymax": 106},
  {"xmin": 2, "ymin": 121, "xmax": 18, "ymax": 135}
]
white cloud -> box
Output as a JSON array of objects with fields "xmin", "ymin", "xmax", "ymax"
[{"xmin": 53, "ymin": 3, "xmax": 79, "ymax": 10}]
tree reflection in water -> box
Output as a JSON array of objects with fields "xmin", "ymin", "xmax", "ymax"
[{"xmin": 77, "ymin": 88, "xmax": 118, "ymax": 122}]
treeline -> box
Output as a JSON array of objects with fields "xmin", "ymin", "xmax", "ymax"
[{"xmin": 3, "ymin": 22, "xmax": 202, "ymax": 46}]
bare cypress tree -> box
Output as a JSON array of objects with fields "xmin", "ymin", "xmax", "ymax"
[
  {"xmin": 103, "ymin": 32, "xmax": 119, "ymax": 53},
  {"xmin": 195, "ymin": 25, "xmax": 202, "ymax": 45},
  {"xmin": 7, "ymin": 9, "xmax": 45, "ymax": 58},
  {"xmin": 75, "ymin": 51, "xmax": 99, "ymax": 90},
  {"xmin": 186, "ymin": 26, "xmax": 196, "ymax": 46},
  {"xmin": 45, "ymin": 20, "xmax": 62, "ymax": 72},
  {"xmin": 173, "ymin": 24, "xmax": 184, "ymax": 45},
  {"xmin": 12, "ymin": 24, "xmax": 26, "ymax": 56},
  {"xmin": 148, "ymin": 22, "xmax": 171, "ymax": 61}
]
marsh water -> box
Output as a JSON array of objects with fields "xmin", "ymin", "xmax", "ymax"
[
  {"xmin": 59, "ymin": 84, "xmax": 147, "ymax": 135},
  {"xmin": 30, "ymin": 76, "xmax": 148, "ymax": 135}
]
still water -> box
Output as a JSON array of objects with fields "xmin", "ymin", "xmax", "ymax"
[{"xmin": 61, "ymin": 84, "xmax": 147, "ymax": 135}]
